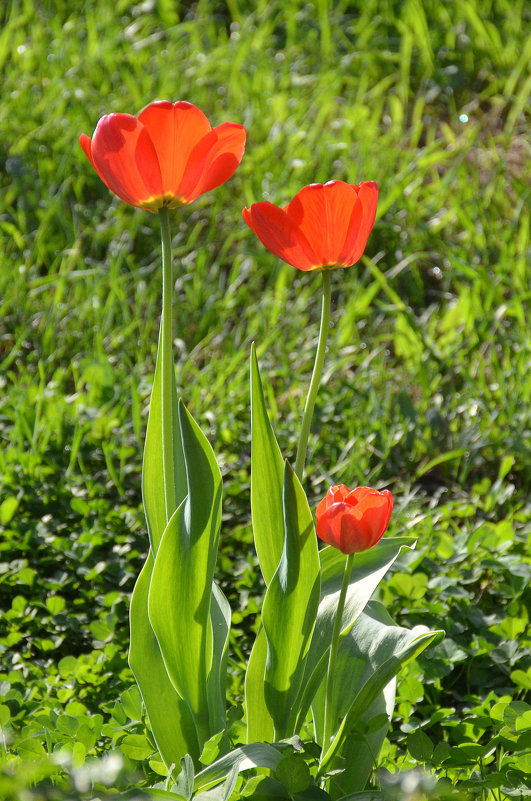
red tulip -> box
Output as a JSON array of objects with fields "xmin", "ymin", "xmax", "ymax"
[
  {"xmin": 80, "ymin": 101, "xmax": 246, "ymax": 211},
  {"xmin": 315, "ymin": 485, "xmax": 393, "ymax": 554},
  {"xmin": 242, "ymin": 180, "xmax": 378, "ymax": 271}
]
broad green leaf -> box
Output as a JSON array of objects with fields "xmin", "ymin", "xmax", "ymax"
[
  {"xmin": 320, "ymin": 538, "xmax": 417, "ymax": 642},
  {"xmin": 120, "ymin": 684, "xmax": 144, "ymax": 722},
  {"xmin": 120, "ymin": 733, "xmax": 155, "ymax": 760},
  {"xmin": 143, "ymin": 320, "xmax": 187, "ymax": 555},
  {"xmin": 207, "ymin": 582, "xmax": 231, "ymax": 735},
  {"xmin": 193, "ymin": 742, "xmax": 289, "ymax": 793},
  {"xmin": 221, "ymin": 764, "xmax": 240, "ymax": 800},
  {"xmin": 0, "ymin": 705, "xmax": 10, "ymax": 726},
  {"xmin": 129, "ymin": 553, "xmax": 199, "ymax": 767},
  {"xmin": 262, "ymin": 462, "xmax": 321, "ymax": 739},
  {"xmin": 292, "ymin": 537, "xmax": 415, "ymax": 734},
  {"xmin": 275, "ymin": 754, "xmax": 311, "ymax": 793},
  {"xmin": 407, "ymin": 728, "xmax": 435, "ymax": 761},
  {"xmin": 244, "ymin": 625, "xmax": 275, "ymax": 744},
  {"xmin": 250, "ymin": 344, "xmax": 285, "ymax": 586},
  {"xmin": 176, "ymin": 753, "xmax": 195, "ymax": 800},
  {"xmin": 149, "ymin": 402, "xmax": 222, "ymax": 744},
  {"xmin": 328, "ymin": 682, "xmax": 396, "ymax": 798},
  {"xmin": 317, "ymin": 600, "xmax": 444, "ymax": 774},
  {"xmin": 0, "ymin": 496, "xmax": 19, "ymax": 524}
]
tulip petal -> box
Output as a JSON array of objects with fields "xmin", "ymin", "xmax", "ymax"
[
  {"xmin": 356, "ymin": 489, "xmax": 393, "ymax": 520},
  {"xmin": 329, "ymin": 484, "xmax": 351, "ymax": 505},
  {"xmin": 348, "ymin": 486, "xmax": 380, "ymax": 505},
  {"xmin": 91, "ymin": 113, "xmax": 163, "ymax": 208},
  {"xmin": 79, "ymin": 133, "xmax": 96, "ymax": 171},
  {"xmin": 320, "ymin": 502, "xmax": 352, "ymax": 552},
  {"xmin": 80, "ymin": 132, "xmax": 123, "ymax": 197},
  {"xmin": 339, "ymin": 509, "xmax": 368, "ymax": 553},
  {"xmin": 137, "ymin": 101, "xmax": 212, "ymax": 199},
  {"xmin": 285, "ymin": 181, "xmax": 359, "ymax": 267},
  {"xmin": 243, "ymin": 202, "xmax": 320, "ymax": 271},
  {"xmin": 337, "ymin": 191, "xmax": 363, "ymax": 265},
  {"xmin": 339, "ymin": 181, "xmax": 378, "ymax": 266},
  {"xmin": 191, "ymin": 122, "xmax": 247, "ymax": 200}
]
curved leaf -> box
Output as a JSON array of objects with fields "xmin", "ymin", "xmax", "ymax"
[
  {"xmin": 327, "ymin": 681, "xmax": 396, "ymax": 797},
  {"xmin": 244, "ymin": 625, "xmax": 275, "ymax": 744},
  {"xmin": 208, "ymin": 582, "xmax": 231, "ymax": 734},
  {"xmin": 148, "ymin": 402, "xmax": 223, "ymax": 744},
  {"xmin": 262, "ymin": 462, "xmax": 321, "ymax": 739},
  {"xmin": 142, "ymin": 320, "xmax": 187, "ymax": 555},
  {"xmin": 250, "ymin": 344, "xmax": 285, "ymax": 586},
  {"xmin": 194, "ymin": 742, "xmax": 289, "ymax": 793},
  {"xmin": 131, "ymin": 790, "xmax": 188, "ymax": 801},
  {"xmin": 129, "ymin": 552, "xmax": 199, "ymax": 767},
  {"xmin": 317, "ymin": 600, "xmax": 444, "ymax": 774},
  {"xmin": 292, "ymin": 537, "xmax": 415, "ymax": 734}
]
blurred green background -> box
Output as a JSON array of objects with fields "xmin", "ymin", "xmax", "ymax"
[{"xmin": 0, "ymin": 0, "xmax": 529, "ymax": 798}]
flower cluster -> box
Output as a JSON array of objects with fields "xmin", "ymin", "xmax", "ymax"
[
  {"xmin": 75, "ymin": 97, "xmax": 442, "ymax": 798},
  {"xmin": 81, "ymin": 100, "xmax": 392, "ymax": 554},
  {"xmin": 80, "ymin": 101, "xmax": 378, "ymax": 273}
]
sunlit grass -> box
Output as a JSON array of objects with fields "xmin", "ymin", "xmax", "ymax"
[{"xmin": 0, "ymin": 0, "xmax": 529, "ymax": 797}]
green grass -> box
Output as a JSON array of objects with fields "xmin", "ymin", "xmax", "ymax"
[{"xmin": 0, "ymin": 0, "xmax": 530, "ymax": 798}]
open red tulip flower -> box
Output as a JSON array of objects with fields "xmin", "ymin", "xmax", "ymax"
[
  {"xmin": 316, "ymin": 485, "xmax": 393, "ymax": 554},
  {"xmin": 80, "ymin": 100, "xmax": 246, "ymax": 211},
  {"xmin": 242, "ymin": 180, "xmax": 378, "ymax": 271}
]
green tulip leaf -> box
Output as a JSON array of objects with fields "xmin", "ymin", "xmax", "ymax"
[
  {"xmin": 250, "ymin": 344, "xmax": 285, "ymax": 586},
  {"xmin": 327, "ymin": 683, "xmax": 396, "ymax": 798},
  {"xmin": 208, "ymin": 581, "xmax": 232, "ymax": 735},
  {"xmin": 193, "ymin": 742, "xmax": 290, "ymax": 793},
  {"xmin": 245, "ymin": 345, "xmax": 286, "ymax": 744},
  {"xmin": 262, "ymin": 461, "xmax": 321, "ymax": 739},
  {"xmin": 149, "ymin": 401, "xmax": 223, "ymax": 745},
  {"xmin": 291, "ymin": 537, "xmax": 416, "ymax": 734},
  {"xmin": 129, "ymin": 552, "xmax": 199, "ymax": 767},
  {"xmin": 317, "ymin": 600, "xmax": 444, "ymax": 775},
  {"xmin": 133, "ymin": 790, "xmax": 188, "ymax": 801},
  {"xmin": 175, "ymin": 753, "xmax": 195, "ymax": 800},
  {"xmin": 142, "ymin": 320, "xmax": 187, "ymax": 555},
  {"xmin": 245, "ymin": 625, "xmax": 275, "ymax": 744}
]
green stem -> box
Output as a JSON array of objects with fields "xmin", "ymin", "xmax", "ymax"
[
  {"xmin": 294, "ymin": 269, "xmax": 331, "ymax": 481},
  {"xmin": 321, "ymin": 552, "xmax": 355, "ymax": 760},
  {"xmin": 159, "ymin": 206, "xmax": 176, "ymax": 523}
]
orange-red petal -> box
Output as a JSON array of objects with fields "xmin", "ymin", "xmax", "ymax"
[
  {"xmin": 242, "ymin": 202, "xmax": 321, "ymax": 271},
  {"xmin": 80, "ymin": 132, "xmax": 122, "ymax": 198},
  {"xmin": 339, "ymin": 509, "xmax": 374, "ymax": 552},
  {"xmin": 79, "ymin": 133, "xmax": 95, "ymax": 170},
  {"xmin": 339, "ymin": 181, "xmax": 379, "ymax": 266},
  {"xmin": 137, "ymin": 101, "xmax": 212, "ymax": 200},
  {"xmin": 316, "ymin": 484, "xmax": 349, "ymax": 518},
  {"xmin": 285, "ymin": 181, "xmax": 360, "ymax": 266},
  {"xmin": 191, "ymin": 122, "xmax": 247, "ymax": 200},
  {"xmin": 90, "ymin": 113, "xmax": 163, "ymax": 209}
]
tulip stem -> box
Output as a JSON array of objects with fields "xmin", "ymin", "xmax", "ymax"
[
  {"xmin": 294, "ymin": 269, "xmax": 331, "ymax": 481},
  {"xmin": 159, "ymin": 206, "xmax": 177, "ymax": 523},
  {"xmin": 321, "ymin": 551, "xmax": 355, "ymax": 765}
]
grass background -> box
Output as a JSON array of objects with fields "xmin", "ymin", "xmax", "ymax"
[{"xmin": 0, "ymin": 0, "xmax": 529, "ymax": 798}]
